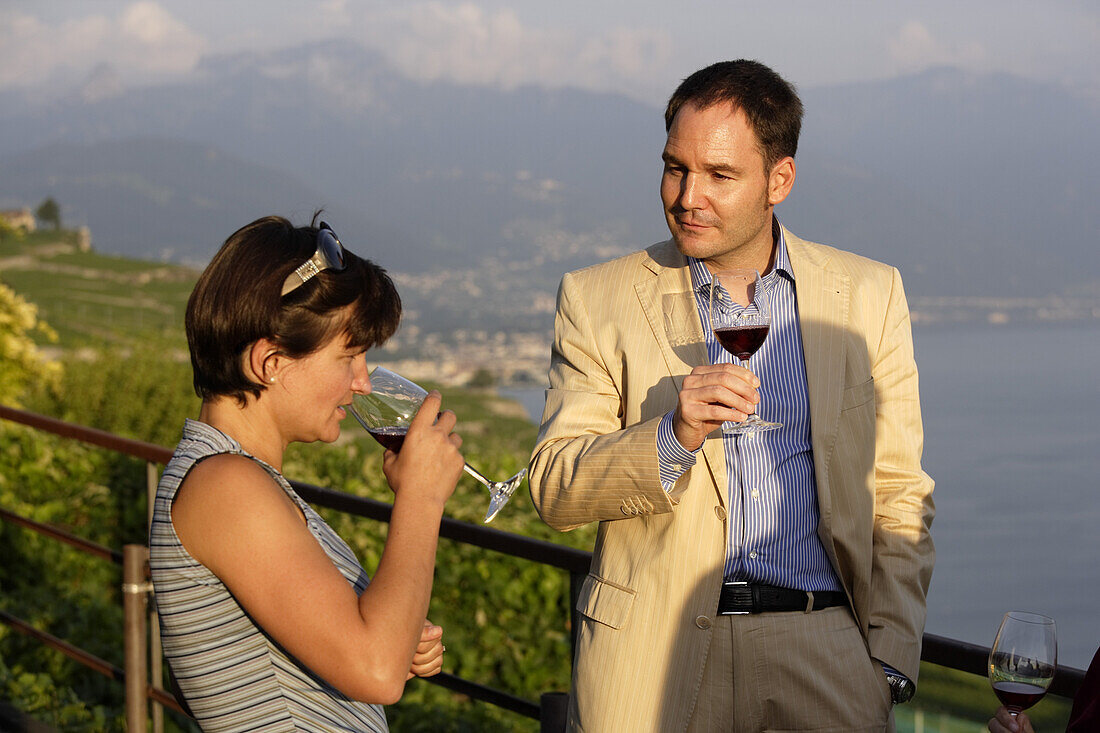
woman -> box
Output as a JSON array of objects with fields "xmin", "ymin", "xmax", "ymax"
[{"xmin": 149, "ymin": 215, "xmax": 464, "ymax": 731}]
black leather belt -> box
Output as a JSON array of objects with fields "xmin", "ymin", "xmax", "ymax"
[{"xmin": 717, "ymin": 581, "xmax": 847, "ymax": 615}]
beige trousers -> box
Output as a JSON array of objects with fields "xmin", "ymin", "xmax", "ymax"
[{"xmin": 686, "ymin": 606, "xmax": 895, "ymax": 733}]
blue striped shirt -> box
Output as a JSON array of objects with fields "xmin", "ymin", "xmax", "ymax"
[{"xmin": 656, "ymin": 225, "xmax": 842, "ymax": 593}]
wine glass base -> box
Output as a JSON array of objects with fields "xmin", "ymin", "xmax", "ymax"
[
  {"xmin": 482, "ymin": 467, "xmax": 527, "ymax": 523},
  {"xmin": 721, "ymin": 416, "xmax": 782, "ymax": 435}
]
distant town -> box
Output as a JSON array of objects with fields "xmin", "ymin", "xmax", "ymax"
[{"xmin": 5, "ymin": 206, "xmax": 1100, "ymax": 390}]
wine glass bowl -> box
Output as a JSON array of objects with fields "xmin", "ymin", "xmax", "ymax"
[
  {"xmin": 988, "ymin": 611, "xmax": 1057, "ymax": 716},
  {"xmin": 348, "ymin": 366, "xmax": 525, "ymax": 523},
  {"xmin": 708, "ymin": 268, "xmax": 781, "ymax": 434}
]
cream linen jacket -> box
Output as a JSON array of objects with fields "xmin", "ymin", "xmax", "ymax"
[{"xmin": 529, "ymin": 229, "xmax": 935, "ymax": 733}]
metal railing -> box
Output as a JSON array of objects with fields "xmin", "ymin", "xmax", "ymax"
[{"xmin": 0, "ymin": 404, "xmax": 1088, "ymax": 730}]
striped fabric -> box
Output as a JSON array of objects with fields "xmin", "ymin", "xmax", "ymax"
[
  {"xmin": 654, "ymin": 230, "xmax": 841, "ymax": 592},
  {"xmin": 149, "ymin": 419, "xmax": 388, "ymax": 732}
]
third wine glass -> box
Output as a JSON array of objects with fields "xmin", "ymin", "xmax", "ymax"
[{"xmin": 988, "ymin": 611, "xmax": 1057, "ymax": 717}]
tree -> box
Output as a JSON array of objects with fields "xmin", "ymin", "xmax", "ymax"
[
  {"xmin": 34, "ymin": 197, "xmax": 61, "ymax": 230},
  {"xmin": 468, "ymin": 367, "xmax": 496, "ymax": 388},
  {"xmin": 0, "ymin": 283, "xmax": 60, "ymax": 407}
]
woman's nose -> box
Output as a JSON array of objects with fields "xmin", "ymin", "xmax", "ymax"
[{"xmin": 352, "ymin": 358, "xmax": 371, "ymax": 395}]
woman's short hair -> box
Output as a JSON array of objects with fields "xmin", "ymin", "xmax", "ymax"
[{"xmin": 186, "ymin": 214, "xmax": 401, "ymax": 402}]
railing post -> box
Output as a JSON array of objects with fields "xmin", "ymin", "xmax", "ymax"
[
  {"xmin": 540, "ymin": 691, "xmax": 569, "ymax": 733},
  {"xmin": 124, "ymin": 544, "xmax": 151, "ymax": 731},
  {"xmin": 568, "ymin": 569, "xmax": 583, "ymax": 663},
  {"xmin": 146, "ymin": 462, "xmax": 164, "ymax": 733}
]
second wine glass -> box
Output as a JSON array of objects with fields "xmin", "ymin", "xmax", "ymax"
[
  {"xmin": 708, "ymin": 268, "xmax": 781, "ymax": 434},
  {"xmin": 988, "ymin": 611, "xmax": 1057, "ymax": 717},
  {"xmin": 348, "ymin": 366, "xmax": 526, "ymax": 523}
]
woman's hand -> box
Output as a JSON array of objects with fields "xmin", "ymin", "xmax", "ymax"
[
  {"xmin": 407, "ymin": 620, "xmax": 445, "ymax": 679},
  {"xmin": 382, "ymin": 391, "xmax": 464, "ymax": 509}
]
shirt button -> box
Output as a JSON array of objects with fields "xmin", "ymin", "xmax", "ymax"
[
  {"xmin": 672, "ymin": 463, "xmax": 682, "ymax": 472},
  {"xmin": 695, "ymin": 615, "xmax": 712, "ymax": 629},
  {"xmin": 714, "ymin": 506, "xmax": 727, "ymax": 520},
  {"xmin": 750, "ymin": 489, "xmax": 760, "ymax": 499},
  {"xmin": 748, "ymin": 551, "xmax": 758, "ymax": 560}
]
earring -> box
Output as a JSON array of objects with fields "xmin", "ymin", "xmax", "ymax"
[{"xmin": 269, "ymin": 377, "xmax": 275, "ymax": 383}]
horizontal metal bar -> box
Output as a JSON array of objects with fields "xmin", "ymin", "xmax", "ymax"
[
  {"xmin": 0, "ymin": 405, "xmax": 172, "ymax": 465},
  {"xmin": 0, "ymin": 609, "xmax": 123, "ymax": 682},
  {"xmin": 0, "ymin": 610, "xmax": 190, "ymax": 717},
  {"xmin": 420, "ymin": 671, "xmax": 540, "ymax": 720},
  {"xmin": 292, "ymin": 481, "xmax": 593, "ymax": 573},
  {"xmin": 148, "ymin": 686, "xmax": 188, "ymax": 716},
  {"xmin": 0, "ymin": 506, "xmax": 122, "ymax": 565},
  {"xmin": 922, "ymin": 632, "xmax": 1085, "ymax": 700}
]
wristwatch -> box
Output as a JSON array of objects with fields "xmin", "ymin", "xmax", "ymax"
[{"xmin": 884, "ymin": 671, "xmax": 915, "ymax": 704}]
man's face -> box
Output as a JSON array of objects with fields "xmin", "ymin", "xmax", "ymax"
[{"xmin": 660, "ymin": 102, "xmax": 789, "ymax": 272}]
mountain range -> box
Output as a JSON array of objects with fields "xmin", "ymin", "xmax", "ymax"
[{"xmin": 2, "ymin": 39, "xmax": 1098, "ymax": 304}]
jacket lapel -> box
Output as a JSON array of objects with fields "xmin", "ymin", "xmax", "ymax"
[
  {"xmin": 634, "ymin": 241, "xmax": 728, "ymax": 507},
  {"xmin": 635, "ymin": 240, "xmax": 705, "ymax": 381}
]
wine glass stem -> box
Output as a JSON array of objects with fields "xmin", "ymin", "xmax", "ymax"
[{"xmin": 462, "ymin": 463, "xmax": 492, "ymax": 489}]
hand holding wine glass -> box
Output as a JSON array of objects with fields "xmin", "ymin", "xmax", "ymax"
[
  {"xmin": 708, "ymin": 268, "xmax": 780, "ymax": 434},
  {"xmin": 349, "ymin": 366, "xmax": 526, "ymax": 523},
  {"xmin": 989, "ymin": 611, "xmax": 1057, "ymax": 719},
  {"xmin": 380, "ymin": 389, "xmax": 464, "ymax": 511}
]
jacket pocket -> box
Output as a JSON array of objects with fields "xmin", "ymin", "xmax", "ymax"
[
  {"xmin": 576, "ymin": 574, "xmax": 636, "ymax": 630},
  {"xmin": 841, "ymin": 377, "xmax": 875, "ymax": 411}
]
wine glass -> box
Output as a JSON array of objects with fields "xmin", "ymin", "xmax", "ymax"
[
  {"xmin": 708, "ymin": 268, "xmax": 781, "ymax": 434},
  {"xmin": 348, "ymin": 366, "xmax": 526, "ymax": 523},
  {"xmin": 988, "ymin": 611, "xmax": 1057, "ymax": 717}
]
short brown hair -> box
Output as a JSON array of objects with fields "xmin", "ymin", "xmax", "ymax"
[
  {"xmin": 186, "ymin": 215, "xmax": 401, "ymax": 402},
  {"xmin": 664, "ymin": 60, "xmax": 803, "ymax": 172}
]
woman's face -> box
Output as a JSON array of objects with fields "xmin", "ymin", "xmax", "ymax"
[{"xmin": 276, "ymin": 332, "xmax": 370, "ymax": 444}]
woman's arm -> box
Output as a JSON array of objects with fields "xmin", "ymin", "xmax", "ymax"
[{"xmin": 172, "ymin": 392, "xmax": 463, "ymax": 704}]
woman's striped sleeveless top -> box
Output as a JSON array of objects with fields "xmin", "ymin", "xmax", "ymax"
[{"xmin": 149, "ymin": 419, "xmax": 388, "ymax": 732}]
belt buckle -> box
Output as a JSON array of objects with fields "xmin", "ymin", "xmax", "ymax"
[{"xmin": 722, "ymin": 580, "xmax": 751, "ymax": 615}]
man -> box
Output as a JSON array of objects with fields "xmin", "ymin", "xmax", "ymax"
[{"xmin": 529, "ymin": 60, "xmax": 935, "ymax": 732}]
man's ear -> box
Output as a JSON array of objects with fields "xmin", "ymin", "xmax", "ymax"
[
  {"xmin": 767, "ymin": 156, "xmax": 796, "ymax": 206},
  {"xmin": 247, "ymin": 338, "xmax": 282, "ymax": 385}
]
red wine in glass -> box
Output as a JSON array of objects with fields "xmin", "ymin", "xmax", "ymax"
[
  {"xmin": 992, "ymin": 681, "xmax": 1048, "ymax": 711},
  {"xmin": 714, "ymin": 325, "xmax": 770, "ymax": 361},
  {"xmin": 367, "ymin": 426, "xmax": 407, "ymax": 452}
]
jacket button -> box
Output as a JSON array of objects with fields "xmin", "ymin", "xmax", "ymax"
[
  {"xmin": 714, "ymin": 506, "xmax": 727, "ymax": 521},
  {"xmin": 695, "ymin": 615, "xmax": 711, "ymax": 629}
]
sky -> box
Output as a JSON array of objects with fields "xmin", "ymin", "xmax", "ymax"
[{"xmin": 3, "ymin": 0, "xmax": 1099, "ymax": 105}]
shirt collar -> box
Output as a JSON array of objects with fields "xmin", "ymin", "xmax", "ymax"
[{"xmin": 687, "ymin": 217, "xmax": 793, "ymax": 293}]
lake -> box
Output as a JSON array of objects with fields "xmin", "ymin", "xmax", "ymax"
[{"xmin": 502, "ymin": 322, "xmax": 1100, "ymax": 671}]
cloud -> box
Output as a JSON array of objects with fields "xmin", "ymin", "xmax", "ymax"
[
  {"xmin": 888, "ymin": 20, "xmax": 987, "ymax": 74},
  {"xmin": 353, "ymin": 1, "xmax": 672, "ymax": 99},
  {"xmin": 0, "ymin": 2, "xmax": 205, "ymax": 92}
]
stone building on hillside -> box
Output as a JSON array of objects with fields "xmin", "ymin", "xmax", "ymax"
[{"xmin": 0, "ymin": 208, "xmax": 36, "ymax": 232}]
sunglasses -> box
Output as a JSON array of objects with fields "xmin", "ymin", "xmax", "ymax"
[{"xmin": 280, "ymin": 222, "xmax": 347, "ymax": 296}]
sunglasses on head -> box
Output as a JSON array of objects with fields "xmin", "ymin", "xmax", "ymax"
[{"xmin": 280, "ymin": 222, "xmax": 347, "ymax": 296}]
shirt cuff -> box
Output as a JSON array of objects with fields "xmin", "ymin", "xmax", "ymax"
[
  {"xmin": 657, "ymin": 410, "xmax": 699, "ymax": 493},
  {"xmin": 877, "ymin": 660, "xmax": 908, "ymax": 683}
]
